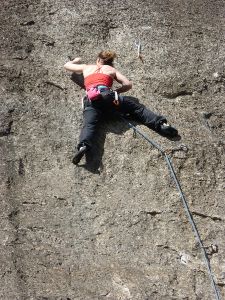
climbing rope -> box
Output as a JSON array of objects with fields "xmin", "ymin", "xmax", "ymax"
[{"xmin": 121, "ymin": 117, "xmax": 221, "ymax": 300}]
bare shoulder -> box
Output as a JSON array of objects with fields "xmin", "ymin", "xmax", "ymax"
[
  {"xmin": 84, "ymin": 64, "xmax": 96, "ymax": 70},
  {"xmin": 103, "ymin": 65, "xmax": 116, "ymax": 72},
  {"xmin": 83, "ymin": 64, "xmax": 97, "ymax": 76},
  {"xmin": 115, "ymin": 69, "xmax": 131, "ymax": 84},
  {"xmin": 101, "ymin": 65, "xmax": 117, "ymax": 77}
]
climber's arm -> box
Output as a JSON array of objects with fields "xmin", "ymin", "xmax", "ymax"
[
  {"xmin": 64, "ymin": 57, "xmax": 86, "ymax": 73},
  {"xmin": 114, "ymin": 70, "xmax": 132, "ymax": 94}
]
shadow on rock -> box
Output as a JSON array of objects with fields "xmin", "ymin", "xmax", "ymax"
[
  {"xmin": 70, "ymin": 73, "xmax": 85, "ymax": 89},
  {"xmin": 76, "ymin": 114, "xmax": 131, "ymax": 174},
  {"xmin": 157, "ymin": 132, "xmax": 182, "ymax": 141}
]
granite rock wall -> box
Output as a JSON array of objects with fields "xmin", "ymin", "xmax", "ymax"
[{"xmin": 0, "ymin": 0, "xmax": 225, "ymax": 299}]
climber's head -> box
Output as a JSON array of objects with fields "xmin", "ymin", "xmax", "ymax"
[{"xmin": 97, "ymin": 50, "xmax": 117, "ymax": 67}]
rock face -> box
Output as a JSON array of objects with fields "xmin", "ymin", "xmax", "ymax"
[{"xmin": 1, "ymin": 0, "xmax": 225, "ymax": 299}]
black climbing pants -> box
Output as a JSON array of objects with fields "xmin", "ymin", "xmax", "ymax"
[{"xmin": 78, "ymin": 93, "xmax": 166, "ymax": 150}]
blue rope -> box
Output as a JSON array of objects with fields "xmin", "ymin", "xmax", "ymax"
[{"xmin": 122, "ymin": 118, "xmax": 221, "ymax": 300}]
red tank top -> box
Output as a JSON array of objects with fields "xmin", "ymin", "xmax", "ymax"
[{"xmin": 84, "ymin": 66, "xmax": 113, "ymax": 90}]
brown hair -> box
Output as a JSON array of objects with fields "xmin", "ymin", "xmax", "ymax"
[{"xmin": 97, "ymin": 50, "xmax": 117, "ymax": 66}]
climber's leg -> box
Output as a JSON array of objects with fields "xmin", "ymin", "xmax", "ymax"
[
  {"xmin": 73, "ymin": 102, "xmax": 102, "ymax": 164},
  {"xmin": 120, "ymin": 96, "xmax": 178, "ymax": 137}
]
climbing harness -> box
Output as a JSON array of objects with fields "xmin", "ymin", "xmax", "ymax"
[
  {"xmin": 83, "ymin": 89, "xmax": 120, "ymax": 109},
  {"xmin": 86, "ymin": 86, "xmax": 101, "ymax": 101},
  {"xmin": 121, "ymin": 116, "xmax": 221, "ymax": 300}
]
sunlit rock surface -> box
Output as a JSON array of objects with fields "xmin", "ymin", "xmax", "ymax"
[{"xmin": 0, "ymin": 0, "xmax": 224, "ymax": 299}]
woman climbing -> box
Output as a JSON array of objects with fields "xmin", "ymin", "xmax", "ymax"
[{"xmin": 64, "ymin": 50, "xmax": 178, "ymax": 164}]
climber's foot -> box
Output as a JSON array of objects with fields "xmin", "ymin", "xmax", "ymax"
[
  {"xmin": 72, "ymin": 145, "xmax": 87, "ymax": 165},
  {"xmin": 158, "ymin": 122, "xmax": 179, "ymax": 138}
]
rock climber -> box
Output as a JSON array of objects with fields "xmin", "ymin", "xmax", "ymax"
[{"xmin": 64, "ymin": 50, "xmax": 178, "ymax": 164}]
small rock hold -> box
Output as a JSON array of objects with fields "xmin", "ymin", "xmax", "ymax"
[
  {"xmin": 212, "ymin": 72, "xmax": 224, "ymax": 82},
  {"xmin": 180, "ymin": 252, "xmax": 190, "ymax": 265},
  {"xmin": 202, "ymin": 112, "xmax": 213, "ymax": 119},
  {"xmin": 178, "ymin": 82, "xmax": 186, "ymax": 87},
  {"xmin": 212, "ymin": 245, "xmax": 218, "ymax": 253},
  {"xmin": 20, "ymin": 20, "xmax": 35, "ymax": 26},
  {"xmin": 45, "ymin": 41, "xmax": 55, "ymax": 46},
  {"xmin": 213, "ymin": 72, "xmax": 220, "ymax": 78},
  {"xmin": 18, "ymin": 158, "xmax": 25, "ymax": 176}
]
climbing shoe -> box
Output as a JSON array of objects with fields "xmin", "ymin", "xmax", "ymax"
[
  {"xmin": 159, "ymin": 122, "xmax": 178, "ymax": 138},
  {"xmin": 72, "ymin": 145, "xmax": 87, "ymax": 165}
]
